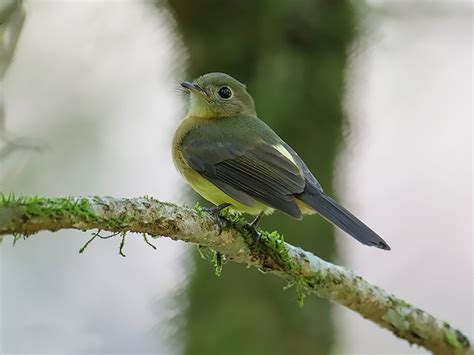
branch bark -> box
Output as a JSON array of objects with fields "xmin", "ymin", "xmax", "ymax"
[{"xmin": 0, "ymin": 195, "xmax": 471, "ymax": 354}]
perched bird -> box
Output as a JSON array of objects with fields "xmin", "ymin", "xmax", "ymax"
[{"xmin": 173, "ymin": 72, "xmax": 390, "ymax": 250}]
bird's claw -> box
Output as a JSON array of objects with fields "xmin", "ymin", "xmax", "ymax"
[
  {"xmin": 245, "ymin": 223, "xmax": 262, "ymax": 244},
  {"xmin": 245, "ymin": 212, "xmax": 264, "ymax": 245},
  {"xmin": 203, "ymin": 203, "xmax": 231, "ymax": 235}
]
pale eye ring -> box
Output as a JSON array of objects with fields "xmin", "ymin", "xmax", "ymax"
[{"xmin": 217, "ymin": 86, "xmax": 232, "ymax": 99}]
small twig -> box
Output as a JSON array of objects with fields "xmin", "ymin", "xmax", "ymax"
[
  {"xmin": 79, "ymin": 234, "xmax": 97, "ymax": 254},
  {"xmin": 142, "ymin": 233, "xmax": 157, "ymax": 250},
  {"xmin": 119, "ymin": 232, "xmax": 126, "ymax": 257},
  {"xmin": 196, "ymin": 245, "xmax": 209, "ymax": 260},
  {"xmin": 212, "ymin": 251, "xmax": 223, "ymax": 277},
  {"xmin": 12, "ymin": 232, "xmax": 21, "ymax": 246},
  {"xmin": 97, "ymin": 231, "xmax": 121, "ymax": 239}
]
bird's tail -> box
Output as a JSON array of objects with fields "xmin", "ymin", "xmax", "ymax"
[{"xmin": 298, "ymin": 188, "xmax": 391, "ymax": 250}]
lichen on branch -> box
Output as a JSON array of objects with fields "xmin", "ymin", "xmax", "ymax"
[{"xmin": 0, "ymin": 194, "xmax": 471, "ymax": 354}]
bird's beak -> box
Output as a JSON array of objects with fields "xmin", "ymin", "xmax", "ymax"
[{"xmin": 180, "ymin": 81, "xmax": 207, "ymax": 96}]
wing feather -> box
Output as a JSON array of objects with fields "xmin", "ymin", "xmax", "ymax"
[{"xmin": 182, "ymin": 121, "xmax": 306, "ymax": 218}]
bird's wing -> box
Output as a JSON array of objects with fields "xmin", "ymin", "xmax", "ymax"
[
  {"xmin": 280, "ymin": 142, "xmax": 323, "ymax": 193},
  {"xmin": 182, "ymin": 122, "xmax": 306, "ymax": 219}
]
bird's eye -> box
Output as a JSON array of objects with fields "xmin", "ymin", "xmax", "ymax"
[{"xmin": 218, "ymin": 86, "xmax": 232, "ymax": 99}]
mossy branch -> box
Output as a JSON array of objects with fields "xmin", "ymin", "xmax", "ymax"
[{"xmin": 0, "ymin": 195, "xmax": 471, "ymax": 354}]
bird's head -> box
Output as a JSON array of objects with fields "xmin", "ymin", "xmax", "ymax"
[{"xmin": 181, "ymin": 72, "xmax": 256, "ymax": 119}]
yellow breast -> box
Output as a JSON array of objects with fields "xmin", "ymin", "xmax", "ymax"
[{"xmin": 172, "ymin": 116, "xmax": 274, "ymax": 216}]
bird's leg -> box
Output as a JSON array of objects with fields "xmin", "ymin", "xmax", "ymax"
[
  {"xmin": 246, "ymin": 212, "xmax": 264, "ymax": 242},
  {"xmin": 203, "ymin": 203, "xmax": 231, "ymax": 235}
]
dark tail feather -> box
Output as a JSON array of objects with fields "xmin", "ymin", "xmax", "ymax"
[{"xmin": 299, "ymin": 190, "xmax": 391, "ymax": 250}]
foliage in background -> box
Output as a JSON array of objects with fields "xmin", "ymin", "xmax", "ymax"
[
  {"xmin": 0, "ymin": 0, "xmax": 45, "ymax": 185},
  {"xmin": 166, "ymin": 1, "xmax": 356, "ymax": 354}
]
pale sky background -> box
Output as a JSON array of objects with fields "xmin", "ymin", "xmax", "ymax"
[
  {"xmin": 0, "ymin": 1, "xmax": 472, "ymax": 354},
  {"xmin": 336, "ymin": 1, "xmax": 472, "ymax": 353}
]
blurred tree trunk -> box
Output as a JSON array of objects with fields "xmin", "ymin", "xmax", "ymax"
[{"xmin": 167, "ymin": 1, "xmax": 356, "ymax": 354}]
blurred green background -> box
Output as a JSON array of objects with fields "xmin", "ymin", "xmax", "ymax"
[{"xmin": 168, "ymin": 1, "xmax": 354, "ymax": 354}]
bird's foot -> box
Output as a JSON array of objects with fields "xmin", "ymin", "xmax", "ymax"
[
  {"xmin": 203, "ymin": 203, "xmax": 231, "ymax": 235},
  {"xmin": 245, "ymin": 223, "xmax": 262, "ymax": 244},
  {"xmin": 245, "ymin": 212, "xmax": 264, "ymax": 245}
]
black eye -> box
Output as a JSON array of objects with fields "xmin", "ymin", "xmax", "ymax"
[{"xmin": 218, "ymin": 86, "xmax": 232, "ymax": 99}]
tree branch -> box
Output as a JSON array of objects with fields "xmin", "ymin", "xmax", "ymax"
[{"xmin": 0, "ymin": 195, "xmax": 471, "ymax": 354}]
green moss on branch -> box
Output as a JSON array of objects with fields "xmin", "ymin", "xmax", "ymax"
[{"xmin": 0, "ymin": 194, "xmax": 471, "ymax": 354}]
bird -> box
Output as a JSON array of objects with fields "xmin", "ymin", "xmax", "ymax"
[{"xmin": 173, "ymin": 72, "xmax": 390, "ymax": 250}]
